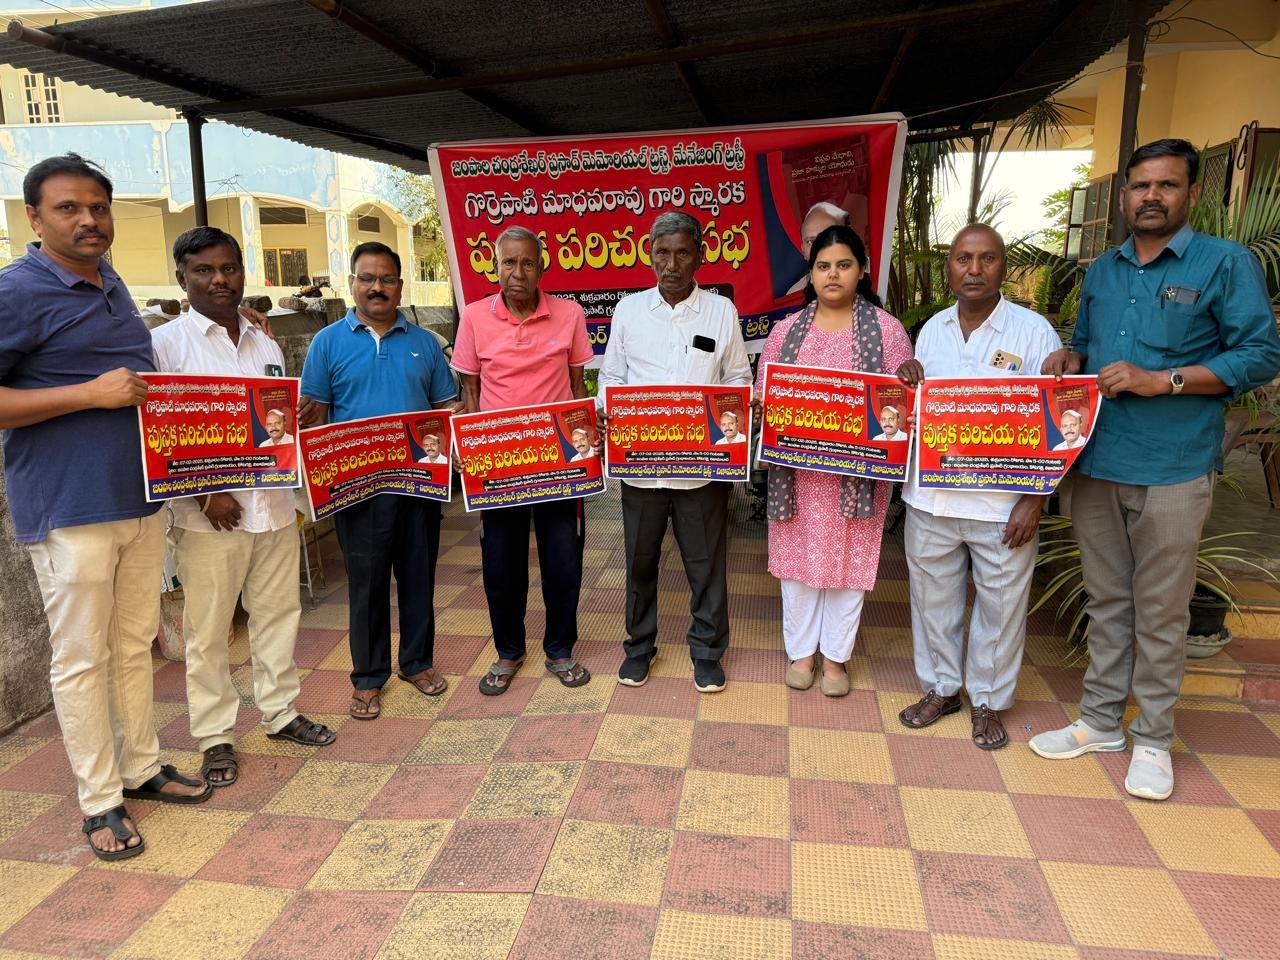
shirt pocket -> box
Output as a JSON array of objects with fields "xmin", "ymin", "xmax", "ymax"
[
  {"xmin": 685, "ymin": 347, "xmax": 716, "ymax": 384},
  {"xmin": 1136, "ymin": 303, "xmax": 1202, "ymax": 364}
]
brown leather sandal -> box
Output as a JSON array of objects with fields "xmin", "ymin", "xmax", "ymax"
[
  {"xmin": 398, "ymin": 668, "xmax": 448, "ymax": 697},
  {"xmin": 898, "ymin": 691, "xmax": 964, "ymax": 729},
  {"xmin": 349, "ymin": 688, "xmax": 381, "ymax": 720},
  {"xmin": 970, "ymin": 705, "xmax": 1009, "ymax": 750}
]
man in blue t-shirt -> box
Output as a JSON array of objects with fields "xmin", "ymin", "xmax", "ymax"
[
  {"xmin": 1033, "ymin": 139, "xmax": 1280, "ymax": 801},
  {"xmin": 0, "ymin": 154, "xmax": 209, "ymax": 862},
  {"xmin": 299, "ymin": 242, "xmax": 458, "ymax": 721}
]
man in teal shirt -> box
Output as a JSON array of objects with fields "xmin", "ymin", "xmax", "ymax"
[{"xmin": 1032, "ymin": 139, "xmax": 1280, "ymax": 801}]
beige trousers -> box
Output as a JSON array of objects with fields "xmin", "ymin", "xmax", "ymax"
[
  {"xmin": 26, "ymin": 511, "xmax": 166, "ymax": 816},
  {"xmin": 171, "ymin": 524, "xmax": 302, "ymax": 751}
]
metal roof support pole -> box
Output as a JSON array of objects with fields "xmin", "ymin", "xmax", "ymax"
[
  {"xmin": 968, "ymin": 127, "xmax": 991, "ymax": 225},
  {"xmin": 1111, "ymin": 0, "xmax": 1148, "ymax": 246},
  {"xmin": 184, "ymin": 110, "xmax": 208, "ymax": 227}
]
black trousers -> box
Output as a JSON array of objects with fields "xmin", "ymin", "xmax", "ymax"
[
  {"xmin": 481, "ymin": 499, "xmax": 584, "ymax": 662},
  {"xmin": 334, "ymin": 494, "xmax": 441, "ymax": 690},
  {"xmin": 621, "ymin": 482, "xmax": 730, "ymax": 662}
]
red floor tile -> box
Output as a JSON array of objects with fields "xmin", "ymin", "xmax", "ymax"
[
  {"xmin": 915, "ymin": 850, "xmax": 1072, "ymax": 942},
  {"xmin": 886, "ymin": 733, "xmax": 1005, "ymax": 792},
  {"xmin": 1175, "ymin": 871, "xmax": 1280, "ymax": 960},
  {"xmin": 1173, "ymin": 709, "xmax": 1280, "ymax": 757},
  {"xmin": 245, "ymin": 891, "xmax": 411, "ymax": 960},
  {"xmin": 1038, "ymin": 666, "xmax": 1086, "ymax": 704},
  {"xmin": 1012, "ymin": 794, "xmax": 1162, "ymax": 867},
  {"xmin": 508, "ymin": 895, "xmax": 659, "ymax": 960},
  {"xmin": 437, "ymin": 677, "xmax": 539, "ymax": 719},
  {"xmin": 322, "ymin": 718, "xmax": 432, "ymax": 764},
  {"xmin": 0, "ymin": 868, "xmax": 181, "ymax": 959},
  {"xmin": 860, "ymin": 600, "xmax": 912, "ymax": 629},
  {"xmin": 1095, "ymin": 750, "xmax": 1238, "ymax": 806},
  {"xmin": 430, "ymin": 634, "xmax": 489, "ymax": 674},
  {"xmin": 0, "ymin": 739, "xmax": 77, "ymax": 794},
  {"xmin": 689, "ymin": 721, "xmax": 788, "ymax": 778},
  {"xmin": 792, "ymin": 922, "xmax": 935, "ymax": 960},
  {"xmin": 1249, "ymin": 809, "xmax": 1280, "ymax": 854},
  {"xmin": 195, "ymin": 814, "xmax": 347, "ymax": 888},
  {"xmin": 565, "ymin": 761, "xmax": 684, "ymax": 829},
  {"xmin": 1001, "ymin": 699, "xmax": 1073, "ymax": 743},
  {"xmin": 608, "ymin": 676, "xmax": 702, "ymax": 719},
  {"xmin": 496, "ymin": 714, "xmax": 604, "ymax": 763},
  {"xmin": 200, "ymin": 755, "xmax": 307, "ymax": 812},
  {"xmin": 293, "ymin": 668, "xmax": 361, "ymax": 714},
  {"xmin": 419, "ymin": 817, "xmax": 560, "ymax": 892},
  {"xmin": 1078, "ymin": 950, "xmax": 1208, "ymax": 960},
  {"xmin": 790, "ymin": 779, "xmax": 910, "ymax": 847},
  {"xmin": 0, "ymin": 796, "xmax": 99, "ymax": 867},
  {"xmin": 868, "ymin": 656, "xmax": 921, "ymax": 693},
  {"xmin": 150, "ymin": 660, "xmax": 190, "ymax": 701},
  {"xmin": 291, "ymin": 628, "xmax": 348, "ymax": 668},
  {"xmin": 364, "ymin": 764, "xmax": 488, "ymax": 820},
  {"xmin": 721, "ymin": 647, "xmax": 787, "ymax": 684},
  {"xmin": 663, "ymin": 832, "xmax": 790, "ymax": 918},
  {"xmin": 788, "ymin": 687, "xmax": 884, "ymax": 732}
]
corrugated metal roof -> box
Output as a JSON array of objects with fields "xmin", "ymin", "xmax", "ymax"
[{"xmin": 0, "ymin": 0, "xmax": 1163, "ymax": 171}]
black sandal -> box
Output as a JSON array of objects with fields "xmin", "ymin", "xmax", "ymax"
[
  {"xmin": 201, "ymin": 744, "xmax": 239, "ymax": 787},
  {"xmin": 122, "ymin": 763, "xmax": 212, "ymax": 804},
  {"xmin": 266, "ymin": 715, "xmax": 337, "ymax": 746},
  {"xmin": 82, "ymin": 806, "xmax": 145, "ymax": 862}
]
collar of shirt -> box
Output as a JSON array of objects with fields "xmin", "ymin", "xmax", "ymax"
[
  {"xmin": 647, "ymin": 283, "xmax": 704, "ymax": 316},
  {"xmin": 941, "ymin": 294, "xmax": 1008, "ymax": 334},
  {"xmin": 490, "ymin": 290, "xmax": 550, "ymax": 324},
  {"xmin": 1116, "ymin": 221, "xmax": 1194, "ymax": 266},
  {"xmin": 26, "ymin": 241, "xmax": 121, "ymax": 292},
  {"xmin": 186, "ymin": 306, "xmax": 263, "ymax": 345},
  {"xmin": 343, "ymin": 307, "xmax": 410, "ymax": 336}
]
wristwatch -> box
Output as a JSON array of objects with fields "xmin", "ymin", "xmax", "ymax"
[{"xmin": 1169, "ymin": 369, "xmax": 1185, "ymax": 395}]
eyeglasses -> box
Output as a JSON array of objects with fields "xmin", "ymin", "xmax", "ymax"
[{"xmin": 352, "ymin": 273, "xmax": 402, "ymax": 286}]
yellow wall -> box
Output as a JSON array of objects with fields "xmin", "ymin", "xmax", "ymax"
[{"xmin": 0, "ymin": 66, "xmax": 170, "ymax": 125}]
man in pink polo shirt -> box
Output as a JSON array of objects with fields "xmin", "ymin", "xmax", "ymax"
[{"xmin": 452, "ymin": 225, "xmax": 595, "ymax": 695}]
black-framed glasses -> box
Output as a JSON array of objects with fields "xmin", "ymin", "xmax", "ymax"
[{"xmin": 352, "ymin": 273, "xmax": 402, "ymax": 286}]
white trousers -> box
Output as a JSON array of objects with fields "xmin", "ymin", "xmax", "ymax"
[
  {"xmin": 26, "ymin": 511, "xmax": 166, "ymax": 815},
  {"xmin": 780, "ymin": 579, "xmax": 865, "ymax": 662},
  {"xmin": 904, "ymin": 505, "xmax": 1035, "ymax": 709},
  {"xmin": 171, "ymin": 524, "xmax": 302, "ymax": 751}
]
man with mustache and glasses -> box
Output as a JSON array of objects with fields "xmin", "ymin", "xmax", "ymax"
[
  {"xmin": 299, "ymin": 242, "xmax": 459, "ymax": 721},
  {"xmin": 895, "ymin": 224, "xmax": 1062, "ymax": 752},
  {"xmin": 1034, "ymin": 139, "xmax": 1280, "ymax": 801},
  {"xmin": 0, "ymin": 154, "xmax": 210, "ymax": 862},
  {"xmin": 599, "ymin": 211, "xmax": 751, "ymax": 693},
  {"xmin": 152, "ymin": 227, "xmax": 336, "ymax": 791}
]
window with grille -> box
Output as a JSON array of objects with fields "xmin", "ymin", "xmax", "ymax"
[
  {"xmin": 1200, "ymin": 142, "xmax": 1234, "ymax": 207},
  {"xmin": 356, "ymin": 214, "xmax": 381, "ymax": 233},
  {"xmin": 1063, "ymin": 174, "xmax": 1114, "ymax": 265},
  {"xmin": 23, "ymin": 74, "xmax": 60, "ymax": 124}
]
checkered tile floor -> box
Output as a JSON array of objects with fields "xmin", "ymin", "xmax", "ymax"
[{"xmin": 1, "ymin": 486, "xmax": 1279, "ymax": 959}]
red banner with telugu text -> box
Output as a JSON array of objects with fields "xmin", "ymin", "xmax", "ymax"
[
  {"xmin": 429, "ymin": 116, "xmax": 906, "ymax": 361},
  {"xmin": 604, "ymin": 384, "xmax": 752, "ymax": 482},
  {"xmin": 914, "ymin": 376, "xmax": 1101, "ymax": 494}
]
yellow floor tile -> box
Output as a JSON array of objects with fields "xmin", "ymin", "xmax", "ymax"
[
  {"xmin": 308, "ymin": 819, "xmax": 450, "ymax": 890},
  {"xmin": 378, "ymin": 679, "xmax": 457, "ymax": 719},
  {"xmin": 1013, "ymin": 666, "xmax": 1058, "ymax": 702},
  {"xmin": 792, "ymin": 842, "xmax": 927, "ymax": 930},
  {"xmin": 0, "ymin": 948, "xmax": 69, "ymax": 960},
  {"xmin": 900, "ymin": 787, "xmax": 1034, "ymax": 858},
  {"xmin": 536, "ymin": 818, "xmax": 672, "ymax": 906},
  {"xmin": 1127, "ymin": 802, "xmax": 1280, "ymax": 877},
  {"xmin": 788, "ymin": 729, "xmax": 894, "ymax": 785},
  {"xmin": 113, "ymin": 879, "xmax": 291, "ymax": 960},
  {"xmin": 676, "ymin": 770, "xmax": 789, "ymax": 839},
  {"xmin": 376, "ymin": 892, "xmax": 530, "ymax": 960},
  {"xmin": 1227, "ymin": 610, "xmax": 1280, "ymax": 639},
  {"xmin": 0, "ymin": 860, "xmax": 76, "ymax": 936},
  {"xmin": 868, "ymin": 579, "xmax": 910, "ymax": 603},
  {"xmin": 1200, "ymin": 754, "xmax": 1280, "ymax": 809},
  {"xmin": 236, "ymin": 716, "xmax": 349, "ymax": 757},
  {"xmin": 876, "ymin": 691, "xmax": 969, "ymax": 739},
  {"xmin": 590, "ymin": 715, "xmax": 693, "ymax": 768},
  {"xmin": 436, "ymin": 606, "xmax": 496, "ymax": 636},
  {"xmin": 0, "ymin": 791, "xmax": 59, "ymax": 844},
  {"xmin": 523, "ymin": 676, "xmax": 614, "ymax": 715},
  {"xmin": 439, "ymin": 545, "xmax": 483, "ymax": 565},
  {"xmin": 592, "ymin": 567, "xmax": 627, "ymax": 590},
  {"xmin": 463, "ymin": 761, "xmax": 582, "ymax": 819},
  {"xmin": 698, "ymin": 681, "xmax": 788, "ymax": 726},
  {"xmin": 1041, "ymin": 862, "xmax": 1216, "ymax": 955},
  {"xmin": 846, "ymin": 654, "xmax": 876, "ymax": 690},
  {"xmin": 100, "ymin": 806, "xmax": 250, "ymax": 877},
  {"xmin": 727, "ymin": 572, "xmax": 780, "ymax": 596},
  {"xmin": 648, "ymin": 651, "xmax": 695, "ymax": 680},
  {"xmin": 466, "ymin": 643, "xmax": 503, "ymax": 677},
  {"xmin": 434, "ymin": 583, "xmax": 468, "ymax": 606},
  {"xmin": 405, "ymin": 718, "xmax": 516, "ymax": 764},
  {"xmin": 860, "ymin": 626, "xmax": 914, "ymax": 659},
  {"xmin": 994, "ymin": 746, "xmax": 1117, "ymax": 799},
  {"xmin": 651, "ymin": 910, "xmax": 791, "ymax": 960},
  {"xmin": 0, "ymin": 737, "xmax": 52, "ymax": 775},
  {"xmin": 317, "ymin": 639, "xmax": 354, "ymax": 671},
  {"xmin": 931, "ymin": 935, "xmax": 1080, "ymax": 960},
  {"xmin": 1175, "ymin": 696, "xmax": 1249, "ymax": 713},
  {"xmin": 261, "ymin": 758, "xmax": 394, "ymax": 820},
  {"xmin": 298, "ymin": 602, "xmax": 351, "ymax": 630},
  {"xmin": 150, "ymin": 701, "xmax": 189, "ymax": 732},
  {"xmin": 1259, "ymin": 713, "xmax": 1280, "ymax": 739}
]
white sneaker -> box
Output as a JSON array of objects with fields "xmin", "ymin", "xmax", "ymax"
[
  {"xmin": 1028, "ymin": 719, "xmax": 1127, "ymax": 760},
  {"xmin": 1125, "ymin": 746, "xmax": 1174, "ymax": 801}
]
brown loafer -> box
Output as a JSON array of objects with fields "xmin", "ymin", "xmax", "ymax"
[{"xmin": 898, "ymin": 690, "xmax": 964, "ymax": 729}]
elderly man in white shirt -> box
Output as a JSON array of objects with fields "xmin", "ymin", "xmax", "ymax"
[
  {"xmin": 895, "ymin": 224, "xmax": 1062, "ymax": 751},
  {"xmin": 152, "ymin": 227, "xmax": 335, "ymax": 790},
  {"xmin": 599, "ymin": 211, "xmax": 751, "ymax": 692}
]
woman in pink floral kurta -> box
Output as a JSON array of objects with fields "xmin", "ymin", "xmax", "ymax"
[{"xmin": 754, "ymin": 226, "xmax": 913, "ymax": 695}]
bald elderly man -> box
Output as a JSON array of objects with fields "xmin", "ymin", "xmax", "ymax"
[{"xmin": 895, "ymin": 224, "xmax": 1063, "ymax": 750}]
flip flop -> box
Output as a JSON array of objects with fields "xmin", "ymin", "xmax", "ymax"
[
  {"xmin": 122, "ymin": 764, "xmax": 212, "ymax": 805},
  {"xmin": 349, "ymin": 688, "xmax": 382, "ymax": 720},
  {"xmin": 479, "ymin": 659, "xmax": 523, "ymax": 696},
  {"xmin": 398, "ymin": 668, "xmax": 448, "ymax": 697},
  {"xmin": 82, "ymin": 806, "xmax": 145, "ymax": 862},
  {"xmin": 546, "ymin": 657, "xmax": 591, "ymax": 688}
]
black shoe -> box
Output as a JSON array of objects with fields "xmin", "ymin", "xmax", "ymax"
[
  {"xmin": 617, "ymin": 650, "xmax": 657, "ymax": 687},
  {"xmin": 693, "ymin": 659, "xmax": 726, "ymax": 693}
]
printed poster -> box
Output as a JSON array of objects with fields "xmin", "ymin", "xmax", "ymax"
[
  {"xmin": 300, "ymin": 411, "xmax": 453, "ymax": 520},
  {"xmin": 914, "ymin": 376, "xmax": 1101, "ymax": 493},
  {"xmin": 139, "ymin": 373, "xmax": 300, "ymax": 501},
  {"xmin": 604, "ymin": 384, "xmax": 752, "ymax": 482},
  {"xmin": 758, "ymin": 363, "xmax": 914, "ymax": 482},
  {"xmin": 453, "ymin": 398, "xmax": 605, "ymax": 512}
]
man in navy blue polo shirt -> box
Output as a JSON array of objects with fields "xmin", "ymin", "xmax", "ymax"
[
  {"xmin": 1033, "ymin": 139, "xmax": 1280, "ymax": 801},
  {"xmin": 0, "ymin": 153, "xmax": 209, "ymax": 861},
  {"xmin": 299, "ymin": 241, "xmax": 458, "ymax": 720}
]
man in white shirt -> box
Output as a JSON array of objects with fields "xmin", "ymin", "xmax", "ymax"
[
  {"xmin": 258, "ymin": 408, "xmax": 293, "ymax": 447},
  {"xmin": 416, "ymin": 433, "xmax": 449, "ymax": 464},
  {"xmin": 599, "ymin": 211, "xmax": 752, "ymax": 692},
  {"xmin": 1052, "ymin": 409, "xmax": 1087, "ymax": 450},
  {"xmin": 713, "ymin": 410, "xmax": 746, "ymax": 444},
  {"xmin": 568, "ymin": 428, "xmax": 595, "ymax": 462},
  {"xmin": 872, "ymin": 405, "xmax": 905, "ymax": 441},
  {"xmin": 152, "ymin": 227, "xmax": 335, "ymax": 790},
  {"xmin": 895, "ymin": 224, "xmax": 1062, "ymax": 750}
]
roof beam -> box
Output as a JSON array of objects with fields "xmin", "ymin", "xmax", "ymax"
[
  {"xmin": 191, "ymin": 0, "xmax": 1045, "ymax": 117},
  {"xmin": 871, "ymin": 27, "xmax": 917, "ymax": 112},
  {"xmin": 643, "ymin": 0, "xmax": 711, "ymax": 123},
  {"xmin": 304, "ymin": 0, "xmax": 540, "ymax": 134}
]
